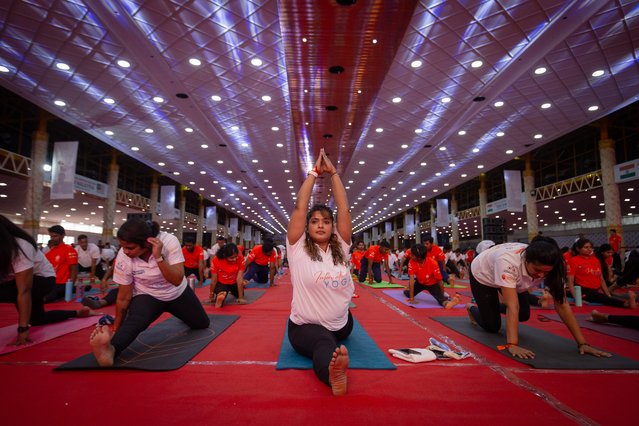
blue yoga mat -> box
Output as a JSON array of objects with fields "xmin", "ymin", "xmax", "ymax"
[
  {"xmin": 245, "ymin": 280, "xmax": 271, "ymax": 289},
  {"xmin": 276, "ymin": 318, "xmax": 396, "ymax": 370}
]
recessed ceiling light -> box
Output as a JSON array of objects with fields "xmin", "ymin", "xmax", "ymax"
[
  {"xmin": 496, "ymin": 131, "xmax": 505, "ymax": 137},
  {"xmin": 477, "ymin": 165, "xmax": 484, "ymax": 169},
  {"xmin": 372, "ymin": 39, "xmax": 377, "ymax": 44},
  {"xmin": 392, "ymin": 97, "xmax": 401, "ymax": 103},
  {"xmin": 173, "ymin": 171, "xmax": 180, "ymax": 175},
  {"xmin": 166, "ymin": 145, "xmax": 174, "ymax": 149},
  {"xmin": 471, "ymin": 60, "xmax": 483, "ymax": 68},
  {"xmin": 506, "ymin": 149, "xmax": 514, "ymax": 154},
  {"xmin": 534, "ymin": 66, "xmax": 547, "ymax": 75},
  {"xmin": 367, "ymin": 144, "xmax": 374, "ymax": 148},
  {"xmin": 271, "ymin": 126, "xmax": 279, "ymax": 131},
  {"xmin": 117, "ymin": 59, "xmax": 131, "ymax": 68},
  {"xmin": 251, "ymin": 58, "xmax": 263, "ymax": 66},
  {"xmin": 153, "ymin": 96, "xmax": 164, "ymax": 103},
  {"xmin": 185, "ymin": 127, "xmax": 193, "ymax": 133},
  {"xmin": 187, "ymin": 161, "xmax": 194, "ymax": 165},
  {"xmin": 158, "ymin": 162, "xmax": 165, "ymax": 166},
  {"xmin": 54, "ymin": 100, "xmax": 66, "ymax": 107},
  {"xmin": 262, "ymin": 95, "xmax": 272, "ymax": 102},
  {"xmin": 534, "ymin": 134, "xmax": 543, "ymax": 139},
  {"xmin": 200, "ymin": 144, "xmax": 208, "ymax": 149},
  {"xmin": 494, "ymin": 101, "xmax": 504, "ymax": 107},
  {"xmin": 410, "ymin": 60, "xmax": 422, "ymax": 68},
  {"xmin": 387, "ymin": 161, "xmax": 394, "ymax": 165},
  {"xmin": 131, "ymin": 146, "xmax": 139, "ymax": 151},
  {"xmin": 56, "ymin": 62, "xmax": 70, "ymax": 70},
  {"xmin": 414, "ymin": 129, "xmax": 423, "ymax": 134},
  {"xmin": 592, "ymin": 70, "xmax": 605, "ymax": 77},
  {"xmin": 472, "ymin": 148, "xmax": 480, "ymax": 153},
  {"xmin": 439, "ymin": 146, "xmax": 446, "ymax": 151},
  {"xmin": 105, "ymin": 130, "xmax": 114, "ymax": 136},
  {"xmin": 376, "ymin": 128, "xmax": 383, "ymax": 133},
  {"xmin": 461, "ymin": 173, "xmax": 467, "ymax": 177},
  {"xmin": 442, "ymin": 97, "xmax": 451, "ymax": 103},
  {"xmin": 401, "ymin": 144, "xmax": 408, "ymax": 149},
  {"xmin": 541, "ymin": 103, "xmax": 552, "ymax": 109},
  {"xmin": 420, "ymin": 162, "xmax": 426, "ymax": 166},
  {"xmin": 458, "ymin": 130, "xmax": 466, "ymax": 136},
  {"xmin": 302, "ymin": 37, "xmax": 307, "ymax": 43},
  {"xmin": 103, "ymin": 98, "xmax": 115, "ymax": 104},
  {"xmin": 144, "ymin": 128, "xmax": 154, "ymax": 133},
  {"xmin": 588, "ymin": 105, "xmax": 599, "ymax": 111},
  {"xmin": 189, "ymin": 58, "xmax": 201, "ymax": 66},
  {"xmin": 211, "ymin": 95, "xmax": 222, "ymax": 101},
  {"xmin": 449, "ymin": 163, "xmax": 455, "ymax": 167}
]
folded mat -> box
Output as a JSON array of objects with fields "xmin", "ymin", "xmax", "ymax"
[
  {"xmin": 432, "ymin": 316, "xmax": 639, "ymax": 369},
  {"xmin": 202, "ymin": 289, "xmax": 265, "ymax": 305},
  {"xmin": 382, "ymin": 289, "xmax": 465, "ymax": 309},
  {"xmin": 56, "ymin": 314, "xmax": 238, "ymax": 371},
  {"xmin": 359, "ymin": 281, "xmax": 405, "ymax": 289},
  {"xmin": 276, "ymin": 318, "xmax": 396, "ymax": 370},
  {"xmin": 541, "ymin": 313, "xmax": 639, "ymax": 344},
  {"xmin": 1, "ymin": 316, "xmax": 99, "ymax": 355}
]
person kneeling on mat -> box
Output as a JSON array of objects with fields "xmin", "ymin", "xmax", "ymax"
[
  {"xmin": 207, "ymin": 243, "xmax": 247, "ymax": 308},
  {"xmin": 466, "ymin": 236, "xmax": 610, "ymax": 359},
  {"xmin": 404, "ymin": 243, "xmax": 461, "ymax": 309},
  {"xmin": 89, "ymin": 219, "xmax": 210, "ymax": 366}
]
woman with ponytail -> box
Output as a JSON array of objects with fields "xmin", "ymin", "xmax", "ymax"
[
  {"xmin": 89, "ymin": 219, "xmax": 209, "ymax": 366},
  {"xmin": 286, "ymin": 149, "xmax": 353, "ymax": 396}
]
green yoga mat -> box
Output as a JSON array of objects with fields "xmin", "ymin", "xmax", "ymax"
[
  {"xmin": 56, "ymin": 314, "xmax": 238, "ymax": 371},
  {"xmin": 276, "ymin": 318, "xmax": 396, "ymax": 370},
  {"xmin": 443, "ymin": 283, "xmax": 468, "ymax": 289},
  {"xmin": 360, "ymin": 281, "xmax": 405, "ymax": 289},
  {"xmin": 433, "ymin": 316, "xmax": 639, "ymax": 369}
]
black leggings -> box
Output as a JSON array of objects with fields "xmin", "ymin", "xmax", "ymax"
[
  {"xmin": 358, "ymin": 258, "xmax": 382, "ymax": 283},
  {"xmin": 606, "ymin": 315, "xmax": 639, "ymax": 330},
  {"xmin": 0, "ymin": 276, "xmax": 77, "ymax": 325},
  {"xmin": 110, "ymin": 285, "xmax": 209, "ymax": 357},
  {"xmin": 288, "ymin": 311, "xmax": 354, "ymax": 387},
  {"xmin": 468, "ymin": 269, "xmax": 530, "ymax": 333},
  {"xmin": 408, "ymin": 281, "xmax": 448, "ymax": 306},
  {"xmin": 570, "ymin": 286, "xmax": 626, "ymax": 308}
]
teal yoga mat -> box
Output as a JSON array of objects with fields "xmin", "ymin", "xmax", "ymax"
[
  {"xmin": 433, "ymin": 316, "xmax": 639, "ymax": 369},
  {"xmin": 56, "ymin": 314, "xmax": 238, "ymax": 371},
  {"xmin": 276, "ymin": 318, "xmax": 396, "ymax": 370}
]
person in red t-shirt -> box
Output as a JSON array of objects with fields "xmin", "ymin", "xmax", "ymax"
[
  {"xmin": 243, "ymin": 239, "xmax": 277, "ymax": 286},
  {"xmin": 567, "ymin": 238, "xmax": 635, "ymax": 308},
  {"xmin": 358, "ymin": 240, "xmax": 393, "ymax": 284},
  {"xmin": 44, "ymin": 225, "xmax": 78, "ymax": 303},
  {"xmin": 350, "ymin": 240, "xmax": 366, "ymax": 276},
  {"xmin": 609, "ymin": 229, "xmax": 623, "ymax": 271},
  {"xmin": 182, "ymin": 236, "xmax": 205, "ymax": 282},
  {"xmin": 404, "ymin": 244, "xmax": 461, "ymax": 308},
  {"xmin": 208, "ymin": 243, "xmax": 246, "ymax": 307},
  {"xmin": 423, "ymin": 236, "xmax": 449, "ymax": 288}
]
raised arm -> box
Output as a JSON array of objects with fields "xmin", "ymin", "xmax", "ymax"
[
  {"xmin": 320, "ymin": 150, "xmax": 351, "ymax": 243},
  {"xmin": 288, "ymin": 153, "xmax": 323, "ymax": 245}
]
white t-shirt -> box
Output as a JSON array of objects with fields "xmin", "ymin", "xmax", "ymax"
[
  {"xmin": 287, "ymin": 233, "xmax": 354, "ymax": 331},
  {"xmin": 76, "ymin": 243, "xmax": 101, "ymax": 268},
  {"xmin": 101, "ymin": 247, "xmax": 116, "ymax": 262},
  {"xmin": 470, "ymin": 243, "xmax": 541, "ymax": 293},
  {"xmin": 113, "ymin": 231, "xmax": 187, "ymax": 301},
  {"xmin": 4, "ymin": 238, "xmax": 56, "ymax": 282}
]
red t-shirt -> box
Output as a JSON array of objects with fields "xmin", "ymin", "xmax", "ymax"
[
  {"xmin": 247, "ymin": 245, "xmax": 276, "ymax": 266},
  {"xmin": 428, "ymin": 244, "xmax": 446, "ymax": 262},
  {"xmin": 403, "ymin": 248, "xmax": 412, "ymax": 262},
  {"xmin": 567, "ymin": 255, "xmax": 602, "ymax": 290},
  {"xmin": 408, "ymin": 257, "xmax": 442, "ymax": 285},
  {"xmin": 563, "ymin": 251, "xmax": 572, "ymax": 264},
  {"xmin": 609, "ymin": 234, "xmax": 622, "ymax": 252},
  {"xmin": 182, "ymin": 245, "xmax": 204, "ymax": 268},
  {"xmin": 465, "ymin": 250, "xmax": 475, "ymax": 263},
  {"xmin": 211, "ymin": 255, "xmax": 245, "ymax": 284},
  {"xmin": 351, "ymin": 251, "xmax": 365, "ymax": 270},
  {"xmin": 365, "ymin": 245, "xmax": 389, "ymax": 263},
  {"xmin": 45, "ymin": 243, "xmax": 78, "ymax": 284}
]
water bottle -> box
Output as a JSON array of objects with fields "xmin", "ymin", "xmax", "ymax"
[
  {"xmin": 188, "ymin": 274, "xmax": 196, "ymax": 290},
  {"xmin": 64, "ymin": 279, "xmax": 73, "ymax": 302},
  {"xmin": 574, "ymin": 285, "xmax": 582, "ymax": 307}
]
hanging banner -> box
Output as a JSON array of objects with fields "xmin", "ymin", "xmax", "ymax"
[
  {"xmin": 50, "ymin": 141, "xmax": 78, "ymax": 199},
  {"xmin": 160, "ymin": 185, "xmax": 177, "ymax": 219},
  {"xmin": 363, "ymin": 232, "xmax": 370, "ymax": 245},
  {"xmin": 228, "ymin": 218, "xmax": 239, "ymax": 237},
  {"xmin": 504, "ymin": 170, "xmax": 523, "ymax": 212},
  {"xmin": 372, "ymin": 226, "xmax": 379, "ymax": 241},
  {"xmin": 243, "ymin": 225, "xmax": 252, "ymax": 241},
  {"xmin": 385, "ymin": 221, "xmax": 393, "ymax": 239},
  {"xmin": 436, "ymin": 199, "xmax": 449, "ymax": 227},
  {"xmin": 253, "ymin": 230, "xmax": 261, "ymax": 245},
  {"xmin": 205, "ymin": 206, "xmax": 217, "ymax": 230},
  {"xmin": 405, "ymin": 213, "xmax": 415, "ymax": 235}
]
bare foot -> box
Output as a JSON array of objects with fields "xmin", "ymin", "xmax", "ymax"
[
  {"xmin": 77, "ymin": 306, "xmax": 101, "ymax": 317},
  {"xmin": 328, "ymin": 345, "xmax": 349, "ymax": 396},
  {"xmin": 539, "ymin": 290, "xmax": 553, "ymax": 309},
  {"xmin": 445, "ymin": 293, "xmax": 462, "ymax": 309},
  {"xmin": 90, "ymin": 325, "xmax": 115, "ymax": 367},
  {"xmin": 466, "ymin": 303, "xmax": 478, "ymax": 325},
  {"xmin": 215, "ymin": 292, "xmax": 226, "ymax": 308},
  {"xmin": 590, "ymin": 310, "xmax": 609, "ymax": 323},
  {"xmin": 627, "ymin": 291, "xmax": 636, "ymax": 309}
]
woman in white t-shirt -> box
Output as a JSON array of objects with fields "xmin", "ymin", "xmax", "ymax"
[
  {"xmin": 287, "ymin": 149, "xmax": 354, "ymax": 396},
  {"xmin": 0, "ymin": 215, "xmax": 97, "ymax": 345},
  {"xmin": 90, "ymin": 220, "xmax": 209, "ymax": 366}
]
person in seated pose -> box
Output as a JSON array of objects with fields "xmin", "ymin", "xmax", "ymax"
[
  {"xmin": 404, "ymin": 243, "xmax": 461, "ymax": 308},
  {"xmin": 0, "ymin": 215, "xmax": 99, "ymax": 345},
  {"xmin": 287, "ymin": 149, "xmax": 353, "ymax": 396},
  {"xmin": 89, "ymin": 219, "xmax": 210, "ymax": 366},
  {"xmin": 467, "ymin": 236, "xmax": 610, "ymax": 359},
  {"xmin": 358, "ymin": 240, "xmax": 393, "ymax": 284},
  {"xmin": 243, "ymin": 239, "xmax": 277, "ymax": 286},
  {"xmin": 207, "ymin": 243, "xmax": 247, "ymax": 308}
]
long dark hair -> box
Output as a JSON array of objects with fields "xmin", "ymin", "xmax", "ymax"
[
  {"xmin": 595, "ymin": 243, "xmax": 614, "ymax": 286},
  {"xmin": 116, "ymin": 219, "xmax": 160, "ymax": 247},
  {"xmin": 527, "ymin": 236, "xmax": 565, "ymax": 303},
  {"xmin": 217, "ymin": 243, "xmax": 239, "ymax": 260},
  {"xmin": 0, "ymin": 214, "xmax": 37, "ymax": 281},
  {"xmin": 304, "ymin": 204, "xmax": 346, "ymax": 266}
]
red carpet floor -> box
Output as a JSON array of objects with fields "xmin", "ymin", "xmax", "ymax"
[{"xmin": 1, "ymin": 274, "xmax": 637, "ymax": 425}]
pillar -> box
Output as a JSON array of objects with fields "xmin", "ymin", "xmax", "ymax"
[
  {"xmin": 24, "ymin": 114, "xmax": 48, "ymax": 238},
  {"xmin": 176, "ymin": 186, "xmax": 186, "ymax": 242},
  {"xmin": 479, "ymin": 174, "xmax": 487, "ymax": 240},
  {"xmin": 523, "ymin": 154, "xmax": 539, "ymax": 242},
  {"xmin": 149, "ymin": 173, "xmax": 159, "ymax": 222},
  {"xmin": 102, "ymin": 151, "xmax": 118, "ymax": 243},
  {"xmin": 451, "ymin": 192, "xmax": 459, "ymax": 249},
  {"xmin": 599, "ymin": 119, "xmax": 623, "ymax": 259},
  {"xmin": 196, "ymin": 197, "xmax": 204, "ymax": 246}
]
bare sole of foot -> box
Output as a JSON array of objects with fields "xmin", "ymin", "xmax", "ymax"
[
  {"xmin": 590, "ymin": 309, "xmax": 608, "ymax": 323},
  {"xmin": 445, "ymin": 294, "xmax": 462, "ymax": 309},
  {"xmin": 466, "ymin": 303, "xmax": 478, "ymax": 325},
  {"xmin": 627, "ymin": 291, "xmax": 636, "ymax": 309},
  {"xmin": 90, "ymin": 325, "xmax": 115, "ymax": 367},
  {"xmin": 215, "ymin": 292, "xmax": 226, "ymax": 308},
  {"xmin": 77, "ymin": 306, "xmax": 101, "ymax": 317},
  {"xmin": 329, "ymin": 345, "xmax": 349, "ymax": 396}
]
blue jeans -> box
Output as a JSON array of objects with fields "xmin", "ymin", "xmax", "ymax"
[{"xmin": 358, "ymin": 258, "xmax": 382, "ymax": 282}]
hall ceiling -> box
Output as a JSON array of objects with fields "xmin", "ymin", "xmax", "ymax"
[{"xmin": 1, "ymin": 0, "xmax": 638, "ymax": 235}]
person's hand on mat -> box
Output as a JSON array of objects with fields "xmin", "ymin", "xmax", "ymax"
[
  {"xmin": 14, "ymin": 331, "xmax": 32, "ymax": 346},
  {"xmin": 507, "ymin": 344, "xmax": 535, "ymax": 359},
  {"xmin": 579, "ymin": 344, "xmax": 612, "ymax": 358},
  {"xmin": 407, "ymin": 298, "xmax": 418, "ymax": 305},
  {"xmin": 147, "ymin": 236, "xmax": 164, "ymax": 260}
]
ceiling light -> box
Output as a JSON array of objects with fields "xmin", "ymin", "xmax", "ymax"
[
  {"xmin": 0, "ymin": 66, "xmax": 9, "ymax": 73},
  {"xmin": 376, "ymin": 128, "xmax": 383, "ymax": 133},
  {"xmin": 262, "ymin": 95, "xmax": 272, "ymax": 102},
  {"xmin": 367, "ymin": 144, "xmax": 374, "ymax": 148},
  {"xmin": 442, "ymin": 97, "xmax": 451, "ymax": 103},
  {"xmin": 56, "ymin": 62, "xmax": 70, "ymax": 70},
  {"xmin": 158, "ymin": 162, "xmax": 165, "ymax": 166},
  {"xmin": 420, "ymin": 162, "xmax": 426, "ymax": 166},
  {"xmin": 189, "ymin": 58, "xmax": 201, "ymax": 66},
  {"xmin": 173, "ymin": 172, "xmax": 180, "ymax": 175},
  {"xmin": 414, "ymin": 129, "xmax": 423, "ymax": 134},
  {"xmin": 592, "ymin": 70, "xmax": 605, "ymax": 77},
  {"xmin": 105, "ymin": 130, "xmax": 114, "ymax": 136},
  {"xmin": 302, "ymin": 37, "xmax": 307, "ymax": 42},
  {"xmin": 541, "ymin": 103, "xmax": 552, "ymax": 109},
  {"xmin": 117, "ymin": 60, "xmax": 131, "ymax": 68},
  {"xmin": 211, "ymin": 95, "xmax": 222, "ymax": 101},
  {"xmin": 534, "ymin": 67, "xmax": 547, "ymax": 75},
  {"xmin": 477, "ymin": 165, "xmax": 484, "ymax": 169},
  {"xmin": 458, "ymin": 130, "xmax": 466, "ymax": 136},
  {"xmin": 54, "ymin": 100, "xmax": 66, "ymax": 107},
  {"xmin": 588, "ymin": 105, "xmax": 599, "ymax": 111},
  {"xmin": 496, "ymin": 131, "xmax": 505, "ymax": 137},
  {"xmin": 187, "ymin": 161, "xmax": 194, "ymax": 165},
  {"xmin": 493, "ymin": 100, "xmax": 504, "ymax": 108},
  {"xmin": 166, "ymin": 145, "xmax": 174, "ymax": 149},
  {"xmin": 372, "ymin": 39, "xmax": 377, "ymax": 44},
  {"xmin": 471, "ymin": 60, "xmax": 483, "ymax": 68},
  {"xmin": 271, "ymin": 126, "xmax": 279, "ymax": 131},
  {"xmin": 185, "ymin": 127, "xmax": 193, "ymax": 133},
  {"xmin": 103, "ymin": 98, "xmax": 115, "ymax": 104},
  {"xmin": 506, "ymin": 149, "xmax": 513, "ymax": 154},
  {"xmin": 472, "ymin": 148, "xmax": 480, "ymax": 153},
  {"xmin": 43, "ymin": 164, "xmax": 52, "ymax": 172},
  {"xmin": 131, "ymin": 146, "xmax": 139, "ymax": 151},
  {"xmin": 439, "ymin": 146, "xmax": 446, "ymax": 151},
  {"xmin": 153, "ymin": 96, "xmax": 164, "ymax": 103},
  {"xmin": 461, "ymin": 173, "xmax": 467, "ymax": 177},
  {"xmin": 401, "ymin": 144, "xmax": 408, "ymax": 149},
  {"xmin": 392, "ymin": 97, "xmax": 401, "ymax": 103},
  {"xmin": 534, "ymin": 134, "xmax": 543, "ymax": 139},
  {"xmin": 200, "ymin": 144, "xmax": 208, "ymax": 149},
  {"xmin": 251, "ymin": 58, "xmax": 263, "ymax": 66}
]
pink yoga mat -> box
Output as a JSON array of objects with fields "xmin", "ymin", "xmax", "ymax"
[
  {"xmin": 382, "ymin": 289, "xmax": 466, "ymax": 309},
  {"xmin": 0, "ymin": 316, "xmax": 99, "ymax": 355}
]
